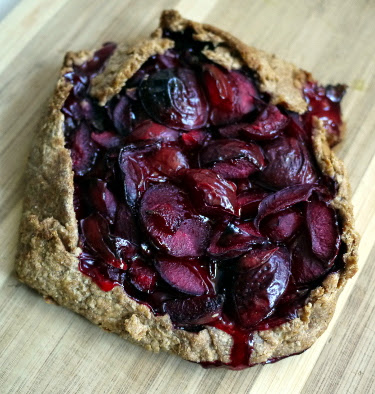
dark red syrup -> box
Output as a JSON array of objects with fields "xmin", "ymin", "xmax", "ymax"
[{"xmin": 200, "ymin": 316, "xmax": 254, "ymax": 370}]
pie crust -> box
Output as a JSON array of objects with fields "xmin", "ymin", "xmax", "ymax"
[{"xmin": 16, "ymin": 10, "xmax": 359, "ymax": 366}]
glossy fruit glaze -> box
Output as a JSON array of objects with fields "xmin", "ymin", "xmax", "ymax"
[{"xmin": 62, "ymin": 30, "xmax": 345, "ymax": 369}]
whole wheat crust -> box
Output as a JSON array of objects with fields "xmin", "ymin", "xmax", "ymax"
[{"xmin": 16, "ymin": 10, "xmax": 359, "ymax": 366}]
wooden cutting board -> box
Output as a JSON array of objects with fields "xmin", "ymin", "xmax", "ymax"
[{"xmin": 1, "ymin": 0, "xmax": 374, "ymax": 392}]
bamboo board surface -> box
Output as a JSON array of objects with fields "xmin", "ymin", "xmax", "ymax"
[{"xmin": 1, "ymin": 1, "xmax": 375, "ymax": 393}]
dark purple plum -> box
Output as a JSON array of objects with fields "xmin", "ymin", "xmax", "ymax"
[
  {"xmin": 109, "ymin": 95, "xmax": 132, "ymax": 135},
  {"xmin": 81, "ymin": 213, "xmax": 126, "ymax": 269},
  {"xmin": 150, "ymin": 145, "xmax": 189, "ymax": 176},
  {"xmin": 203, "ymin": 64, "xmax": 257, "ymax": 125},
  {"xmin": 140, "ymin": 183, "xmax": 210, "ymax": 257},
  {"xmin": 91, "ymin": 131, "xmax": 123, "ymax": 149},
  {"xmin": 306, "ymin": 200, "xmax": 340, "ymax": 263},
  {"xmin": 89, "ymin": 180, "xmax": 117, "ymax": 222},
  {"xmin": 180, "ymin": 129, "xmax": 210, "ymax": 149},
  {"xmin": 238, "ymin": 190, "xmax": 269, "ymax": 218},
  {"xmin": 262, "ymin": 136, "xmax": 317, "ymax": 189},
  {"xmin": 113, "ymin": 203, "xmax": 138, "ymax": 241},
  {"xmin": 291, "ymin": 234, "xmax": 329, "ymax": 285},
  {"xmin": 70, "ymin": 123, "xmax": 98, "ymax": 175},
  {"xmin": 118, "ymin": 143, "xmax": 166, "ymax": 206},
  {"xmin": 219, "ymin": 105, "xmax": 288, "ymax": 140},
  {"xmin": 154, "ymin": 257, "xmax": 211, "ymax": 295},
  {"xmin": 139, "ymin": 68, "xmax": 209, "ymax": 130},
  {"xmin": 128, "ymin": 257, "xmax": 158, "ymax": 292},
  {"xmin": 163, "ymin": 295, "xmax": 224, "ymax": 325},
  {"xmin": 183, "ymin": 169, "xmax": 240, "ymax": 217},
  {"xmin": 199, "ymin": 139, "xmax": 265, "ymax": 179},
  {"xmin": 208, "ymin": 220, "xmax": 266, "ymax": 259},
  {"xmin": 233, "ymin": 247, "xmax": 291, "ymax": 328},
  {"xmin": 129, "ymin": 120, "xmax": 180, "ymax": 142},
  {"xmin": 255, "ymin": 184, "xmax": 320, "ymax": 228},
  {"xmin": 260, "ymin": 208, "xmax": 304, "ymax": 242}
]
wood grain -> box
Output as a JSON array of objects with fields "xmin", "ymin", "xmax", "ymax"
[{"xmin": 0, "ymin": 0, "xmax": 374, "ymax": 393}]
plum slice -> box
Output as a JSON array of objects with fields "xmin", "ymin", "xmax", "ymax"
[
  {"xmin": 208, "ymin": 220, "xmax": 266, "ymax": 259},
  {"xmin": 154, "ymin": 257, "xmax": 210, "ymax": 295},
  {"xmin": 233, "ymin": 247, "xmax": 291, "ymax": 328},
  {"xmin": 219, "ymin": 105, "xmax": 288, "ymax": 140},
  {"xmin": 261, "ymin": 136, "xmax": 317, "ymax": 189},
  {"xmin": 163, "ymin": 295, "xmax": 224, "ymax": 325},
  {"xmin": 89, "ymin": 180, "xmax": 117, "ymax": 222},
  {"xmin": 129, "ymin": 120, "xmax": 180, "ymax": 142},
  {"xmin": 255, "ymin": 184, "xmax": 319, "ymax": 228},
  {"xmin": 139, "ymin": 68, "xmax": 209, "ymax": 130},
  {"xmin": 291, "ymin": 234, "xmax": 330, "ymax": 285},
  {"xmin": 140, "ymin": 183, "xmax": 210, "ymax": 257},
  {"xmin": 128, "ymin": 257, "xmax": 158, "ymax": 292},
  {"xmin": 210, "ymin": 160, "xmax": 257, "ymax": 180},
  {"xmin": 109, "ymin": 95, "xmax": 132, "ymax": 135},
  {"xmin": 70, "ymin": 123, "xmax": 98, "ymax": 176},
  {"xmin": 118, "ymin": 142, "xmax": 166, "ymax": 206},
  {"xmin": 183, "ymin": 169, "xmax": 240, "ymax": 217},
  {"xmin": 111, "ymin": 202, "xmax": 140, "ymax": 261},
  {"xmin": 238, "ymin": 190, "xmax": 269, "ymax": 218},
  {"xmin": 306, "ymin": 200, "xmax": 340, "ymax": 262},
  {"xmin": 181, "ymin": 129, "xmax": 210, "ymax": 149},
  {"xmin": 91, "ymin": 131, "xmax": 123, "ymax": 149},
  {"xmin": 160, "ymin": 218, "xmax": 211, "ymax": 258},
  {"xmin": 113, "ymin": 203, "xmax": 138, "ymax": 241},
  {"xmin": 81, "ymin": 213, "xmax": 125, "ymax": 269},
  {"xmin": 231, "ymin": 71, "xmax": 258, "ymax": 118},
  {"xmin": 199, "ymin": 140, "xmax": 264, "ymax": 166},
  {"xmin": 286, "ymin": 112, "xmax": 309, "ymax": 143},
  {"xmin": 140, "ymin": 183, "xmax": 189, "ymax": 234},
  {"xmin": 202, "ymin": 64, "xmax": 257, "ymax": 125},
  {"xmin": 199, "ymin": 139, "xmax": 265, "ymax": 179},
  {"xmin": 150, "ymin": 145, "xmax": 189, "ymax": 176},
  {"xmin": 291, "ymin": 200, "xmax": 340, "ymax": 285},
  {"xmin": 260, "ymin": 208, "xmax": 304, "ymax": 242}
]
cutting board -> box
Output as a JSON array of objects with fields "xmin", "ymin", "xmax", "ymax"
[{"xmin": 1, "ymin": 0, "xmax": 374, "ymax": 393}]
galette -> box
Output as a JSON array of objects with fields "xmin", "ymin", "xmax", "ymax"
[{"xmin": 16, "ymin": 10, "xmax": 359, "ymax": 369}]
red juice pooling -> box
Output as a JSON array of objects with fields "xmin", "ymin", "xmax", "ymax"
[
  {"xmin": 202, "ymin": 316, "xmax": 255, "ymax": 370},
  {"xmin": 62, "ymin": 32, "xmax": 345, "ymax": 369}
]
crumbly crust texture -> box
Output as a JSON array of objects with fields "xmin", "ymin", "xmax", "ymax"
[{"xmin": 16, "ymin": 10, "xmax": 359, "ymax": 366}]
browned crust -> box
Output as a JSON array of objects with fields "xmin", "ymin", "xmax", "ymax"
[
  {"xmin": 91, "ymin": 10, "xmax": 311, "ymax": 114},
  {"xmin": 91, "ymin": 37, "xmax": 174, "ymax": 105},
  {"xmin": 16, "ymin": 10, "xmax": 359, "ymax": 367}
]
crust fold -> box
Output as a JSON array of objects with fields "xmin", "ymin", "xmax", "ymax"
[
  {"xmin": 91, "ymin": 36, "xmax": 174, "ymax": 105},
  {"xmin": 16, "ymin": 10, "xmax": 359, "ymax": 366}
]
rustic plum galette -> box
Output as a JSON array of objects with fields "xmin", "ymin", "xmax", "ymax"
[{"xmin": 16, "ymin": 10, "xmax": 359, "ymax": 369}]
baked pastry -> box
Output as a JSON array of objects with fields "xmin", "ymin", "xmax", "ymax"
[{"xmin": 16, "ymin": 10, "xmax": 359, "ymax": 369}]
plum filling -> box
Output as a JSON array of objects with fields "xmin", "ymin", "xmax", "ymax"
[{"xmin": 62, "ymin": 35, "xmax": 345, "ymax": 369}]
